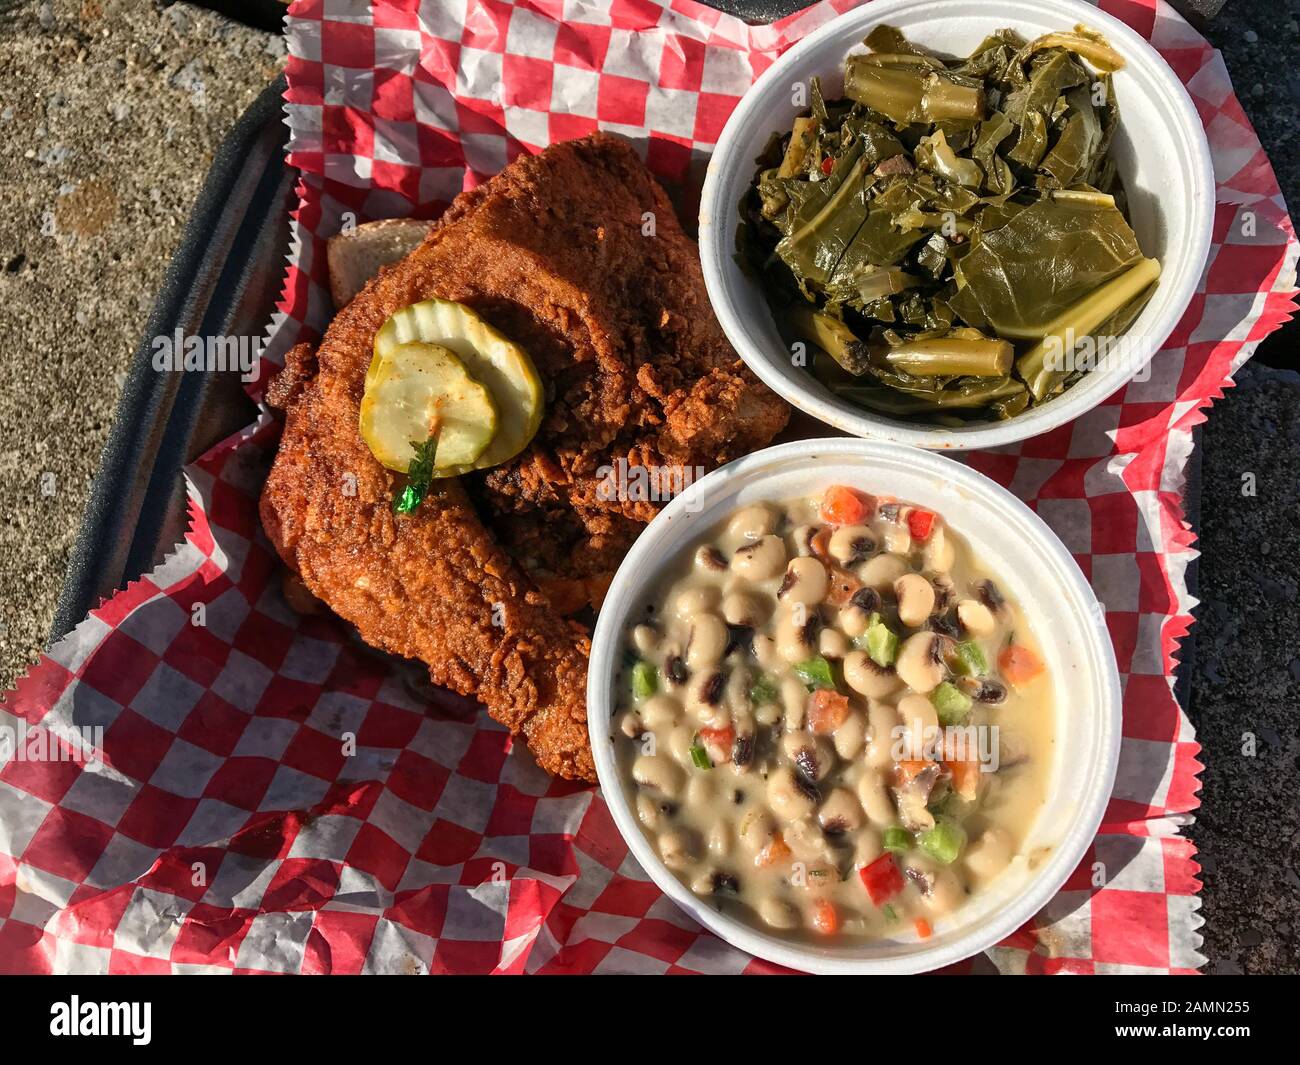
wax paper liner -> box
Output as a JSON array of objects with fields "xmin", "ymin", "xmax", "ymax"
[{"xmin": 0, "ymin": 0, "xmax": 1295, "ymax": 975}]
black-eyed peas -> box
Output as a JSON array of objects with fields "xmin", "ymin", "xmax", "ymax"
[
  {"xmin": 790, "ymin": 524, "xmax": 818, "ymax": 557},
  {"xmin": 779, "ymin": 674, "xmax": 808, "ymax": 731},
  {"xmin": 633, "ymin": 754, "xmax": 684, "ymax": 798},
  {"xmin": 658, "ymin": 829, "xmax": 697, "ymax": 870},
  {"xmin": 727, "ymin": 503, "xmax": 779, "ymax": 542},
  {"xmin": 631, "ymin": 623, "xmax": 658, "ymax": 657},
  {"xmin": 860, "ymin": 552, "xmax": 908, "ymax": 590},
  {"xmin": 857, "ymin": 772, "xmax": 896, "ymax": 826},
  {"xmin": 615, "ymin": 485, "xmax": 1052, "ymax": 942},
  {"xmin": 863, "ymin": 700, "xmax": 900, "ymax": 771},
  {"xmin": 827, "ymin": 524, "xmax": 876, "ymax": 565},
  {"xmin": 894, "ymin": 572, "xmax": 936, "ymax": 628},
  {"xmin": 780, "ymin": 731, "xmax": 833, "ymax": 782},
  {"xmin": 730, "ymin": 534, "xmax": 786, "ymax": 580},
  {"xmin": 817, "ymin": 627, "xmax": 849, "ymax": 659},
  {"xmin": 778, "ymin": 556, "xmax": 829, "ymax": 605},
  {"xmin": 818, "ymin": 788, "xmax": 864, "ymax": 834},
  {"xmin": 831, "ymin": 709, "xmax": 866, "ymax": 760},
  {"xmin": 752, "ymin": 633, "xmax": 782, "ymax": 674},
  {"xmin": 775, "ymin": 606, "xmax": 816, "ymax": 664},
  {"xmin": 895, "ymin": 631, "xmax": 945, "ymax": 693},
  {"xmin": 694, "ymin": 544, "xmax": 728, "ymax": 572},
  {"xmin": 640, "ymin": 695, "xmax": 680, "ymax": 729},
  {"xmin": 685, "ymin": 614, "xmax": 729, "ymax": 669},
  {"xmin": 759, "ymin": 897, "xmax": 800, "ymax": 930},
  {"xmin": 767, "ymin": 767, "xmax": 817, "ymax": 821},
  {"xmin": 843, "ymin": 649, "xmax": 901, "ymax": 699},
  {"xmin": 882, "ymin": 522, "xmax": 912, "ymax": 555},
  {"xmin": 722, "ymin": 590, "xmax": 769, "ymax": 627},
  {"xmin": 837, "ymin": 601, "xmax": 873, "ymax": 639},
  {"xmin": 957, "ymin": 598, "xmax": 997, "ymax": 637},
  {"xmin": 922, "ymin": 525, "xmax": 955, "ymax": 573},
  {"xmin": 674, "ymin": 585, "xmax": 718, "ymax": 617}
]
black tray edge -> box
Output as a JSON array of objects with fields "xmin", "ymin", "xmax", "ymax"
[{"xmin": 48, "ymin": 74, "xmax": 289, "ymax": 645}]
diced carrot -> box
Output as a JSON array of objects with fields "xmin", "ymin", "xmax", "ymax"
[
  {"xmin": 859, "ymin": 854, "xmax": 904, "ymax": 906},
  {"xmin": 807, "ymin": 689, "xmax": 851, "ymax": 735},
  {"xmin": 820, "ymin": 485, "xmax": 872, "ymax": 526},
  {"xmin": 755, "ymin": 832, "xmax": 793, "ymax": 869},
  {"xmin": 893, "ymin": 759, "xmax": 932, "ymax": 786},
  {"xmin": 906, "ymin": 508, "xmax": 936, "ymax": 542},
  {"xmin": 825, "ymin": 565, "xmax": 862, "ymax": 605},
  {"xmin": 944, "ymin": 758, "xmax": 982, "ymax": 800},
  {"xmin": 811, "ymin": 898, "xmax": 840, "ymax": 936},
  {"xmin": 998, "ymin": 643, "xmax": 1044, "ymax": 687},
  {"xmin": 914, "ymin": 917, "xmax": 932, "ymax": 940}
]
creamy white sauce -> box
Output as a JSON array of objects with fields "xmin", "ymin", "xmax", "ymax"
[{"xmin": 614, "ymin": 489, "xmax": 1054, "ymax": 943}]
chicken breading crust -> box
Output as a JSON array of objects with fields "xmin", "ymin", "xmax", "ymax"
[{"xmin": 260, "ymin": 133, "xmax": 788, "ymax": 781}]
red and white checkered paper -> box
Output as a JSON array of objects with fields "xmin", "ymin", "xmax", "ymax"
[{"xmin": 1, "ymin": 0, "xmax": 1295, "ymax": 975}]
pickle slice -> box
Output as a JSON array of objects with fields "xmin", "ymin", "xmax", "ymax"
[
  {"xmin": 359, "ymin": 341, "xmax": 497, "ymax": 474},
  {"xmin": 372, "ymin": 298, "xmax": 543, "ymax": 474}
]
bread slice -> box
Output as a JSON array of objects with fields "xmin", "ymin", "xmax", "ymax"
[{"xmin": 326, "ymin": 218, "xmax": 433, "ymax": 308}]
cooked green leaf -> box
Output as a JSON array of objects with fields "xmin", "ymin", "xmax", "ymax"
[
  {"xmin": 843, "ymin": 57, "xmax": 985, "ymax": 125},
  {"xmin": 951, "ymin": 198, "xmax": 1143, "ymax": 339},
  {"xmin": 737, "ymin": 22, "xmax": 1155, "ymax": 424}
]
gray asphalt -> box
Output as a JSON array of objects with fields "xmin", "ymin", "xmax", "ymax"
[
  {"xmin": 1182, "ymin": 0, "xmax": 1300, "ymax": 975},
  {"xmin": 0, "ymin": 1, "xmax": 273, "ymax": 689},
  {"xmin": 1188, "ymin": 362, "xmax": 1300, "ymax": 974}
]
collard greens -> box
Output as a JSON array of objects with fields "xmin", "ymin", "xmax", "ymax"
[{"xmin": 739, "ymin": 23, "xmax": 1160, "ymax": 424}]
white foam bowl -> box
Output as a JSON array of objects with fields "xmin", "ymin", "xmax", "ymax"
[
  {"xmin": 589, "ymin": 439, "xmax": 1121, "ymax": 973},
  {"xmin": 698, "ymin": 0, "xmax": 1214, "ymax": 450}
]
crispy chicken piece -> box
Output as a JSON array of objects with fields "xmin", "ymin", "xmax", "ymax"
[{"xmin": 261, "ymin": 133, "xmax": 788, "ymax": 780}]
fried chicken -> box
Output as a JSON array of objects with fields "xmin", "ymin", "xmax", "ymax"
[{"xmin": 260, "ymin": 133, "xmax": 789, "ymax": 781}]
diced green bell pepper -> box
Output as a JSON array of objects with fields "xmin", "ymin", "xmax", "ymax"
[
  {"xmin": 750, "ymin": 675, "xmax": 779, "ymax": 706},
  {"xmin": 882, "ymin": 826, "xmax": 913, "ymax": 854},
  {"xmin": 631, "ymin": 660, "xmax": 658, "ymax": 700},
  {"xmin": 953, "ymin": 640, "xmax": 987, "ymax": 676},
  {"xmin": 931, "ymin": 680, "xmax": 972, "ymax": 724},
  {"xmin": 919, "ymin": 818, "xmax": 967, "ymax": 865},
  {"xmin": 795, "ymin": 655, "xmax": 835, "ymax": 690}
]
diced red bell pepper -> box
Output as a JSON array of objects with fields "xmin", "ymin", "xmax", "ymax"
[
  {"xmin": 906, "ymin": 508, "xmax": 936, "ymax": 542},
  {"xmin": 859, "ymin": 853, "xmax": 905, "ymax": 906},
  {"xmin": 698, "ymin": 726, "xmax": 735, "ymax": 761},
  {"xmin": 820, "ymin": 155, "xmax": 835, "ymax": 175}
]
